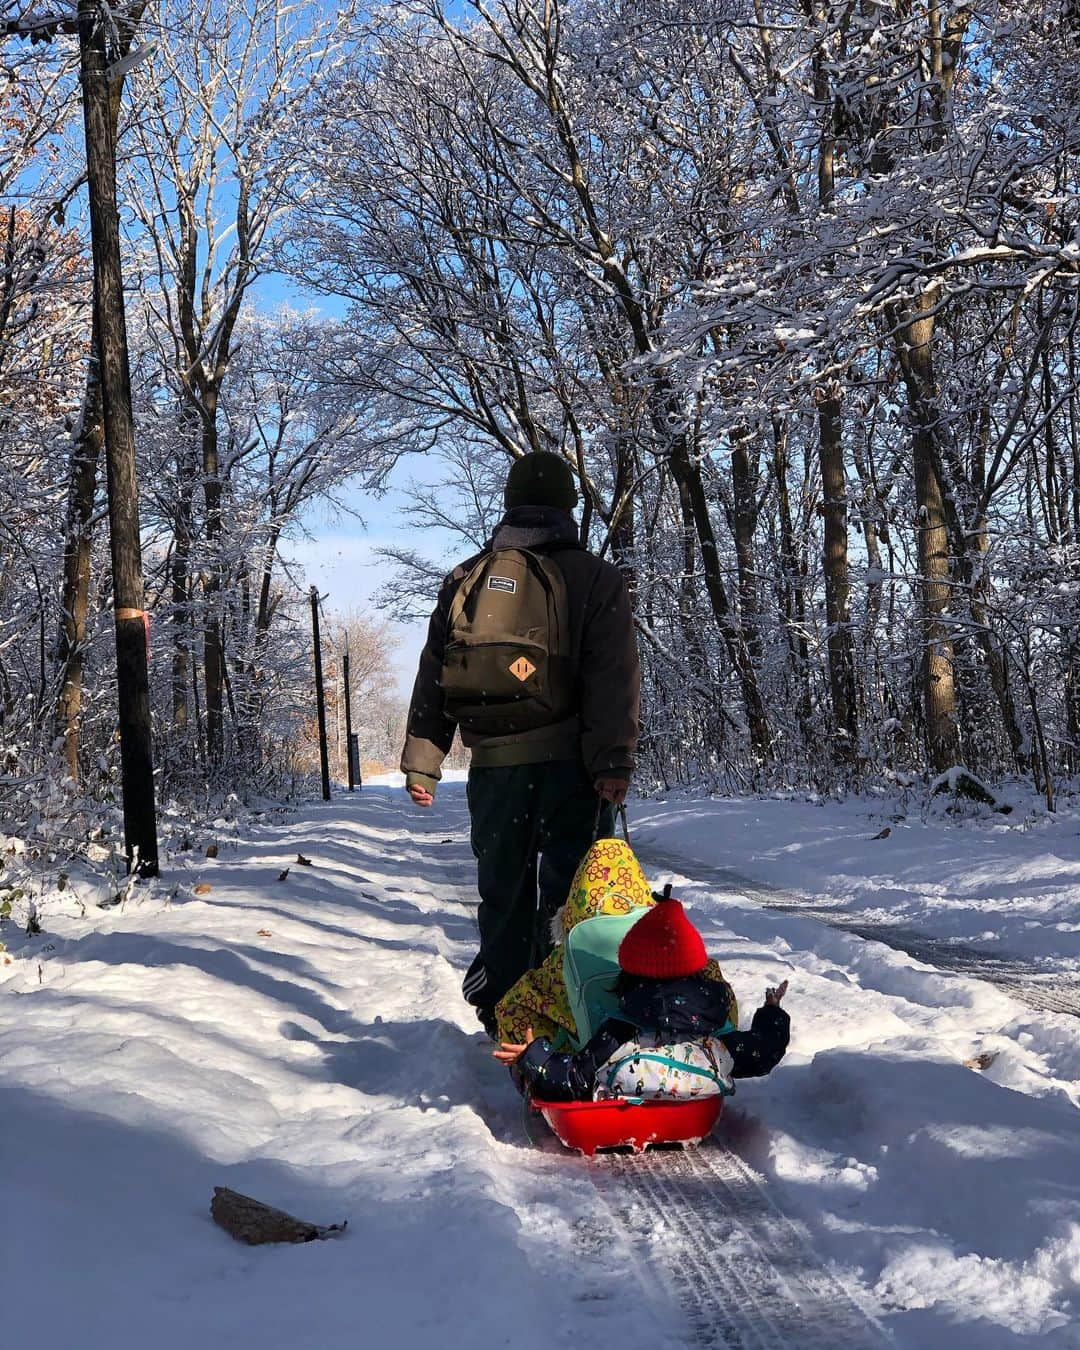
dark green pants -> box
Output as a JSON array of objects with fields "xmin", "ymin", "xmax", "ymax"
[{"xmin": 462, "ymin": 761, "xmax": 614, "ymax": 1027}]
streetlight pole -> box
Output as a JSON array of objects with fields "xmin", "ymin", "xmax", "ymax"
[
  {"xmin": 309, "ymin": 587, "xmax": 331, "ymax": 801},
  {"xmin": 343, "ymin": 640, "xmax": 355, "ymax": 791}
]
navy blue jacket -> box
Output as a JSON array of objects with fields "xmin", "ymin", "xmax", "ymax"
[{"xmin": 515, "ymin": 973, "xmax": 790, "ymax": 1102}]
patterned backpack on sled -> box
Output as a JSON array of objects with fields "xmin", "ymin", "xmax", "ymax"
[{"xmin": 598, "ymin": 1033, "xmax": 735, "ymax": 1101}]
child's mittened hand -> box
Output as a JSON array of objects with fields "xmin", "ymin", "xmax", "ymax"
[{"xmin": 765, "ymin": 980, "xmax": 789, "ymax": 1006}]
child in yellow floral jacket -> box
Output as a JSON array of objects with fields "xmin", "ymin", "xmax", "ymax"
[{"xmin": 494, "ymin": 837, "xmax": 737, "ymax": 1050}]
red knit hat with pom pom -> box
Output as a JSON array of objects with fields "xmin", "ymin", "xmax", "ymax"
[{"xmin": 617, "ymin": 886, "xmax": 708, "ymax": 979}]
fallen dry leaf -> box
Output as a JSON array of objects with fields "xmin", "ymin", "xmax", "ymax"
[
  {"xmin": 296, "ymin": 853, "xmax": 312, "ymax": 866},
  {"xmin": 193, "ymin": 883, "xmax": 213, "ymax": 895},
  {"xmin": 210, "ymin": 1185, "xmax": 347, "ymax": 1246},
  {"xmin": 964, "ymin": 1051, "xmax": 999, "ymax": 1071},
  {"xmin": 277, "ymin": 868, "xmax": 290, "ymax": 882},
  {"xmin": 871, "ymin": 827, "xmax": 891, "ymax": 840},
  {"xmin": 205, "ymin": 843, "xmax": 219, "ymax": 858},
  {"xmin": 256, "ymin": 928, "xmax": 272, "ymax": 938}
]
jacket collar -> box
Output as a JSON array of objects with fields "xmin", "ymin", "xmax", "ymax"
[
  {"xmin": 618, "ymin": 975, "xmax": 735, "ymax": 1037},
  {"xmin": 490, "ymin": 505, "xmax": 580, "ymax": 552}
]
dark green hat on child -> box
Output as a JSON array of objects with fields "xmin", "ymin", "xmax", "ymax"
[{"xmin": 504, "ymin": 451, "xmax": 578, "ymax": 512}]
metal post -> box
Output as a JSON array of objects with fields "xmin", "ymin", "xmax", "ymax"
[
  {"xmin": 310, "ymin": 587, "xmax": 331, "ymax": 801},
  {"xmin": 336, "ymin": 665, "xmax": 345, "ymax": 777},
  {"xmin": 343, "ymin": 642, "xmax": 355, "ymax": 791}
]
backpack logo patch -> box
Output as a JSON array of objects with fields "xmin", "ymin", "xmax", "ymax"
[
  {"xmin": 487, "ymin": 575, "xmax": 516, "ymax": 593},
  {"xmin": 509, "ymin": 656, "xmax": 536, "ymax": 681}
]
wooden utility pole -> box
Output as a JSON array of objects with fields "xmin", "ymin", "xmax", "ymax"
[
  {"xmin": 310, "ymin": 588, "xmax": 331, "ymax": 801},
  {"xmin": 342, "ymin": 642, "xmax": 355, "ymax": 791},
  {"xmin": 78, "ymin": 0, "xmax": 159, "ymax": 875}
]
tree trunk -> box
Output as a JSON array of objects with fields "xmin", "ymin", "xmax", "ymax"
[
  {"xmin": 729, "ymin": 430, "xmax": 765, "ymax": 706},
  {"xmin": 1066, "ymin": 652, "xmax": 1080, "ymax": 777},
  {"xmin": 168, "ymin": 413, "xmax": 200, "ymax": 753},
  {"xmin": 54, "ymin": 2, "xmax": 143, "ymax": 783},
  {"xmin": 965, "ymin": 524, "xmax": 1029, "ymax": 774},
  {"xmin": 202, "ymin": 402, "xmax": 224, "ymax": 765},
  {"xmin": 606, "ymin": 423, "xmax": 637, "ymax": 588},
  {"xmin": 817, "ymin": 387, "xmax": 858, "ymax": 763},
  {"xmin": 891, "ymin": 291, "xmax": 960, "ymax": 773},
  {"xmin": 672, "ymin": 470, "xmax": 716, "ymax": 700},
  {"xmin": 770, "ymin": 417, "xmax": 812, "ymax": 740},
  {"xmin": 666, "ymin": 434, "xmax": 772, "ymax": 761},
  {"xmin": 55, "ymin": 347, "xmax": 102, "ymax": 781},
  {"xmin": 170, "ymin": 497, "xmax": 192, "ymax": 730},
  {"xmin": 78, "ymin": 0, "xmax": 158, "ymax": 874},
  {"xmin": 849, "ymin": 432, "xmax": 888, "ymax": 704}
]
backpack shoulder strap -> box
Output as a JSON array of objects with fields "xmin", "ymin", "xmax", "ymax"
[
  {"xmin": 447, "ymin": 551, "xmax": 494, "ymax": 631},
  {"xmin": 527, "ymin": 550, "xmax": 571, "ymax": 657}
]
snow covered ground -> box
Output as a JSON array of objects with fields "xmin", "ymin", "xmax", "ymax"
[
  {"xmin": 633, "ymin": 790, "xmax": 1080, "ymax": 976},
  {"xmin": 2, "ymin": 781, "xmax": 1079, "ymax": 1348}
]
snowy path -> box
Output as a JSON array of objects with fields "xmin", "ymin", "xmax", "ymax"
[{"xmin": 3, "ymin": 784, "xmax": 1080, "ymax": 1348}]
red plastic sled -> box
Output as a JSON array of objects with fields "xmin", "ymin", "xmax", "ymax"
[{"xmin": 530, "ymin": 1095, "xmax": 723, "ymax": 1156}]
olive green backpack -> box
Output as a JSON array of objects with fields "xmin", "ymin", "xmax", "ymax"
[{"xmin": 440, "ymin": 547, "xmax": 574, "ymax": 735}]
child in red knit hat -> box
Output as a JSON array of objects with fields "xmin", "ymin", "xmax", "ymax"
[{"xmin": 495, "ymin": 890, "xmax": 790, "ymax": 1102}]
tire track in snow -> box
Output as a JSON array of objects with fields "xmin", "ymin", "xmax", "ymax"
[
  {"xmin": 585, "ymin": 1140, "xmax": 888, "ymax": 1349},
  {"xmin": 638, "ymin": 847, "xmax": 1080, "ymax": 1019}
]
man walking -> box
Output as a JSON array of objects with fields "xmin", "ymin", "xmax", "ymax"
[{"xmin": 401, "ymin": 451, "xmax": 640, "ymax": 1036}]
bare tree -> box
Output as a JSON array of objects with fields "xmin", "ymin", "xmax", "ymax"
[{"xmin": 124, "ymin": 0, "xmax": 360, "ymax": 769}]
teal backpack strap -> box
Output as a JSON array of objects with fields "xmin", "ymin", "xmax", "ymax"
[
  {"xmin": 604, "ymin": 1051, "xmax": 728, "ymax": 1090},
  {"xmin": 603, "ymin": 1040, "xmax": 736, "ymax": 1096}
]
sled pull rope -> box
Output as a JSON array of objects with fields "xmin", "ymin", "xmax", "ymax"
[{"xmin": 592, "ymin": 799, "xmax": 631, "ymax": 843}]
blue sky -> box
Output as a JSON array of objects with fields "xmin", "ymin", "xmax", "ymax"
[
  {"xmin": 248, "ymin": 277, "xmax": 464, "ymax": 697},
  {"xmin": 283, "ymin": 462, "xmax": 461, "ymax": 698}
]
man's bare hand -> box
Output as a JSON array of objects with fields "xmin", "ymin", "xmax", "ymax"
[
  {"xmin": 595, "ymin": 776, "xmax": 629, "ymax": 805},
  {"xmin": 407, "ymin": 784, "xmax": 434, "ymax": 808}
]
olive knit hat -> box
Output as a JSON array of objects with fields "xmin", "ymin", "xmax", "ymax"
[
  {"xmin": 617, "ymin": 890, "xmax": 708, "ymax": 979},
  {"xmin": 504, "ymin": 451, "xmax": 578, "ymax": 512}
]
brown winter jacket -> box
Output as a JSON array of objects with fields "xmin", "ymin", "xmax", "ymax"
[{"xmin": 401, "ymin": 506, "xmax": 640, "ymax": 791}]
